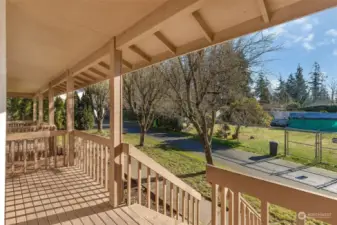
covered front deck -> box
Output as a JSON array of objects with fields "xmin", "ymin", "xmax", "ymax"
[{"xmin": 3, "ymin": 0, "xmax": 337, "ymax": 224}]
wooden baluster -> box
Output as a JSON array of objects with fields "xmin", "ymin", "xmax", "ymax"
[
  {"xmin": 138, "ymin": 162, "xmax": 142, "ymax": 205},
  {"xmin": 11, "ymin": 141, "xmax": 15, "ymax": 174},
  {"xmin": 192, "ymin": 197, "xmax": 196, "ymax": 225},
  {"xmin": 54, "ymin": 136, "xmax": 58, "ymax": 168},
  {"xmin": 87, "ymin": 141, "xmax": 90, "ymax": 175},
  {"xmin": 101, "ymin": 145, "xmax": 104, "ymax": 187},
  {"xmin": 196, "ymin": 200, "xmax": 200, "ymax": 225},
  {"xmin": 187, "ymin": 194, "xmax": 190, "ymax": 223},
  {"xmin": 62, "ymin": 134, "xmax": 66, "ymax": 166},
  {"xmin": 34, "ymin": 139, "xmax": 38, "ymax": 170},
  {"xmin": 84, "ymin": 140, "xmax": 87, "ymax": 173},
  {"xmin": 211, "ymin": 184, "xmax": 218, "ymax": 225},
  {"xmin": 234, "ymin": 192, "xmax": 240, "ymax": 225},
  {"xmin": 163, "ymin": 179, "xmax": 167, "ymax": 215},
  {"xmin": 89, "ymin": 141, "xmax": 92, "ymax": 178},
  {"xmin": 241, "ymin": 202, "xmax": 245, "ymax": 225},
  {"xmin": 153, "ymin": 173, "xmax": 158, "ymax": 211},
  {"xmin": 23, "ymin": 140, "xmax": 27, "ymax": 173},
  {"xmin": 182, "ymin": 190, "xmax": 185, "ymax": 222},
  {"xmin": 93, "ymin": 142, "xmax": 96, "ymax": 181},
  {"xmin": 245, "ymin": 206, "xmax": 249, "ymax": 225},
  {"xmin": 45, "ymin": 138, "xmax": 48, "ymax": 169},
  {"xmin": 105, "ymin": 146, "xmax": 109, "ymax": 190},
  {"xmin": 176, "ymin": 187, "xmax": 180, "ymax": 220},
  {"xmin": 250, "ymin": 211, "xmax": 254, "ymax": 225},
  {"xmin": 127, "ymin": 154, "xmax": 132, "ymax": 206},
  {"xmin": 170, "ymin": 183, "xmax": 174, "ymax": 218},
  {"xmin": 221, "ymin": 187, "xmax": 228, "ymax": 225},
  {"xmin": 147, "ymin": 167, "xmax": 151, "ymax": 208},
  {"xmin": 228, "ymin": 191, "xmax": 234, "ymax": 225},
  {"xmin": 261, "ymin": 201, "xmax": 269, "ymax": 225}
]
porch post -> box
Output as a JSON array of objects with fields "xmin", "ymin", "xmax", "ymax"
[
  {"xmin": 38, "ymin": 93, "xmax": 43, "ymax": 123},
  {"xmin": 0, "ymin": 0, "xmax": 6, "ymax": 223},
  {"xmin": 108, "ymin": 37, "xmax": 124, "ymax": 207},
  {"xmin": 48, "ymin": 84, "xmax": 54, "ymax": 125},
  {"xmin": 66, "ymin": 72, "xmax": 75, "ymax": 166},
  {"xmin": 33, "ymin": 97, "xmax": 37, "ymax": 122}
]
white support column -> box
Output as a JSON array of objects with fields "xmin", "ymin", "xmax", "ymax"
[
  {"xmin": 67, "ymin": 72, "xmax": 75, "ymax": 166},
  {"xmin": 108, "ymin": 37, "xmax": 123, "ymax": 207},
  {"xmin": 0, "ymin": 0, "xmax": 6, "ymax": 223},
  {"xmin": 33, "ymin": 97, "xmax": 37, "ymax": 122},
  {"xmin": 38, "ymin": 93, "xmax": 43, "ymax": 123},
  {"xmin": 48, "ymin": 84, "xmax": 54, "ymax": 125}
]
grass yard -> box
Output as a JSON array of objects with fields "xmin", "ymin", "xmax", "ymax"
[
  {"xmin": 187, "ymin": 125, "xmax": 337, "ymax": 172},
  {"xmin": 88, "ymin": 129, "xmax": 325, "ymax": 225}
]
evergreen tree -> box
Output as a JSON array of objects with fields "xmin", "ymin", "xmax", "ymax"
[
  {"xmin": 274, "ymin": 76, "xmax": 289, "ymax": 104},
  {"xmin": 309, "ymin": 62, "xmax": 323, "ymax": 102},
  {"xmin": 286, "ymin": 73, "xmax": 296, "ymax": 100},
  {"xmin": 74, "ymin": 92, "xmax": 94, "ymax": 130},
  {"xmin": 255, "ymin": 73, "xmax": 271, "ymax": 103},
  {"xmin": 294, "ymin": 64, "xmax": 308, "ymax": 104}
]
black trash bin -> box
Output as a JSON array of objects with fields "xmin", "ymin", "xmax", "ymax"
[{"xmin": 269, "ymin": 141, "xmax": 278, "ymax": 156}]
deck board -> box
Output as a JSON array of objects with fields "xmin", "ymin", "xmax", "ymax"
[{"xmin": 5, "ymin": 166, "xmax": 186, "ymax": 225}]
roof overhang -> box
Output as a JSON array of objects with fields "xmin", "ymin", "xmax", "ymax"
[{"xmin": 7, "ymin": 0, "xmax": 337, "ymax": 96}]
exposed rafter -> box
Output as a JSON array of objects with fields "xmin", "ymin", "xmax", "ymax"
[
  {"xmin": 7, "ymin": 92, "xmax": 34, "ymax": 98},
  {"xmin": 116, "ymin": 0, "xmax": 206, "ymax": 48},
  {"xmin": 257, "ymin": 0, "xmax": 270, "ymax": 23},
  {"xmin": 81, "ymin": 72, "xmax": 97, "ymax": 81},
  {"xmin": 129, "ymin": 45, "xmax": 151, "ymax": 62},
  {"xmin": 75, "ymin": 77, "xmax": 90, "ymax": 84},
  {"xmin": 122, "ymin": 59, "xmax": 133, "ymax": 69},
  {"xmin": 192, "ymin": 11, "xmax": 213, "ymax": 43},
  {"xmin": 154, "ymin": 31, "xmax": 176, "ymax": 54},
  {"xmin": 88, "ymin": 67, "xmax": 108, "ymax": 78},
  {"xmin": 98, "ymin": 61, "xmax": 109, "ymax": 70}
]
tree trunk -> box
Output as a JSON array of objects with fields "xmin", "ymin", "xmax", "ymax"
[
  {"xmin": 97, "ymin": 119, "xmax": 103, "ymax": 132},
  {"xmin": 139, "ymin": 126, "xmax": 146, "ymax": 146},
  {"xmin": 233, "ymin": 125, "xmax": 241, "ymax": 140},
  {"xmin": 200, "ymin": 133, "xmax": 214, "ymax": 165}
]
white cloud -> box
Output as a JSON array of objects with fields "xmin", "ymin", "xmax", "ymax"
[
  {"xmin": 292, "ymin": 17, "xmax": 308, "ymax": 24},
  {"xmin": 302, "ymin": 23, "xmax": 313, "ymax": 32},
  {"xmin": 312, "ymin": 18, "xmax": 319, "ymax": 25},
  {"xmin": 333, "ymin": 49, "xmax": 337, "ymax": 56},
  {"xmin": 326, "ymin": 29, "xmax": 337, "ymax": 37},
  {"xmin": 303, "ymin": 33, "xmax": 314, "ymax": 42},
  {"xmin": 303, "ymin": 42, "xmax": 315, "ymax": 51}
]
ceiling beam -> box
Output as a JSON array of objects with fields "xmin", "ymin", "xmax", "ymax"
[
  {"xmin": 257, "ymin": 0, "xmax": 270, "ymax": 23},
  {"xmin": 116, "ymin": 0, "xmax": 206, "ymax": 48},
  {"xmin": 7, "ymin": 92, "xmax": 35, "ymax": 98},
  {"xmin": 122, "ymin": 59, "xmax": 133, "ymax": 69},
  {"xmin": 98, "ymin": 61, "xmax": 109, "ymax": 70},
  {"xmin": 88, "ymin": 67, "xmax": 108, "ymax": 78},
  {"xmin": 75, "ymin": 77, "xmax": 89, "ymax": 84},
  {"xmin": 81, "ymin": 72, "xmax": 97, "ymax": 81},
  {"xmin": 154, "ymin": 31, "xmax": 176, "ymax": 54},
  {"xmin": 129, "ymin": 45, "xmax": 151, "ymax": 62},
  {"xmin": 192, "ymin": 11, "xmax": 213, "ymax": 43}
]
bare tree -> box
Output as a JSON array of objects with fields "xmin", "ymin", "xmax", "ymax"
[
  {"xmin": 328, "ymin": 78, "xmax": 337, "ymax": 104},
  {"xmin": 161, "ymin": 33, "xmax": 278, "ymax": 165},
  {"xmin": 85, "ymin": 81, "xmax": 109, "ymax": 132},
  {"xmin": 123, "ymin": 66, "xmax": 167, "ymax": 146}
]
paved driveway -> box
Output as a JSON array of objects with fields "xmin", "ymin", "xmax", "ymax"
[{"xmin": 122, "ymin": 121, "xmax": 337, "ymax": 197}]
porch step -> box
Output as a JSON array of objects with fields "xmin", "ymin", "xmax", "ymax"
[{"xmin": 112, "ymin": 204, "xmax": 187, "ymax": 225}]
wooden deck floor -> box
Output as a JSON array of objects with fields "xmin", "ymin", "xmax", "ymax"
[{"xmin": 5, "ymin": 166, "xmax": 184, "ymax": 225}]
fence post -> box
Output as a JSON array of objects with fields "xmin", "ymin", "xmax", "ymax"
[
  {"xmin": 319, "ymin": 132, "xmax": 322, "ymax": 163},
  {"xmin": 284, "ymin": 130, "xmax": 288, "ymax": 156}
]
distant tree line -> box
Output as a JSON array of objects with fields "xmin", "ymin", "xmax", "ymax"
[{"xmin": 255, "ymin": 62, "xmax": 334, "ymax": 110}]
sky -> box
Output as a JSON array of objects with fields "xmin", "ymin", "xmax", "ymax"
[{"xmin": 256, "ymin": 6, "xmax": 337, "ymax": 90}]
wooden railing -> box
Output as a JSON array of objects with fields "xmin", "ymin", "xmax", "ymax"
[
  {"xmin": 7, "ymin": 124, "xmax": 56, "ymax": 133},
  {"xmin": 207, "ymin": 165, "xmax": 337, "ymax": 225},
  {"xmin": 73, "ymin": 130, "xmax": 110, "ymax": 190},
  {"xmin": 6, "ymin": 120, "xmax": 37, "ymax": 128},
  {"xmin": 123, "ymin": 143, "xmax": 202, "ymax": 225},
  {"xmin": 6, "ymin": 130, "xmax": 68, "ymax": 175}
]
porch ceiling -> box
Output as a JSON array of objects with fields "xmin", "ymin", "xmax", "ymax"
[{"xmin": 6, "ymin": 0, "xmax": 337, "ymax": 97}]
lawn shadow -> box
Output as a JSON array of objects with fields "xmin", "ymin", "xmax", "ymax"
[{"xmin": 176, "ymin": 170, "xmax": 206, "ymax": 179}]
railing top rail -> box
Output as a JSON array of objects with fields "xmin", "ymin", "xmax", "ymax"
[
  {"xmin": 125, "ymin": 143, "xmax": 202, "ymax": 200},
  {"xmin": 6, "ymin": 130, "xmax": 67, "ymax": 141},
  {"xmin": 73, "ymin": 130, "xmax": 110, "ymax": 146},
  {"xmin": 207, "ymin": 165, "xmax": 337, "ymax": 224}
]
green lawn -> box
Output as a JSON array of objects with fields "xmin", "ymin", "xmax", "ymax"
[
  {"xmin": 88, "ymin": 129, "xmax": 325, "ymax": 224},
  {"xmin": 187, "ymin": 125, "xmax": 337, "ymax": 172}
]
